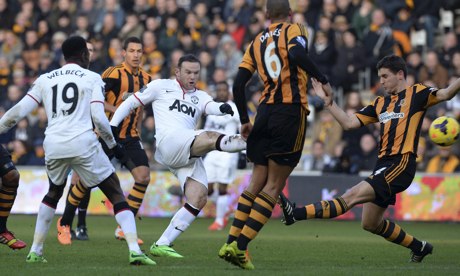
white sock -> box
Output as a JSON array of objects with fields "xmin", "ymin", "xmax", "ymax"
[
  {"xmin": 30, "ymin": 203, "xmax": 55, "ymax": 255},
  {"xmin": 215, "ymin": 194, "xmax": 229, "ymax": 225},
  {"xmin": 115, "ymin": 210, "xmax": 141, "ymax": 254},
  {"xmin": 219, "ymin": 135, "xmax": 246, "ymax": 152},
  {"xmin": 156, "ymin": 205, "xmax": 198, "ymax": 246}
]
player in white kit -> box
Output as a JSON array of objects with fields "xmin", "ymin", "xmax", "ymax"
[
  {"xmin": 0, "ymin": 36, "xmax": 155, "ymax": 265},
  {"xmin": 203, "ymin": 81, "xmax": 240, "ymax": 231},
  {"xmin": 110, "ymin": 54, "xmax": 246, "ymax": 258}
]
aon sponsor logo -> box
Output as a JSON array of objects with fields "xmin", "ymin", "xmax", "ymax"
[{"xmin": 169, "ymin": 99, "xmax": 196, "ymax": 117}]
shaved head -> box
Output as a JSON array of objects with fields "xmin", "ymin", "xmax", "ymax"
[{"xmin": 266, "ymin": 0, "xmax": 291, "ymax": 20}]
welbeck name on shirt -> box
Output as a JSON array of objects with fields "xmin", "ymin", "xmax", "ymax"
[{"xmin": 47, "ymin": 70, "xmax": 86, "ymax": 79}]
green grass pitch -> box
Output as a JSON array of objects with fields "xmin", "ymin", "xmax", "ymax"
[{"xmin": 1, "ymin": 215, "xmax": 459, "ymax": 275}]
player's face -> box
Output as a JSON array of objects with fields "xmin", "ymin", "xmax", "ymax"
[
  {"xmin": 123, "ymin": 42, "xmax": 143, "ymax": 69},
  {"xmin": 176, "ymin": 61, "xmax": 200, "ymax": 90},
  {"xmin": 378, "ymin": 68, "xmax": 400, "ymax": 94}
]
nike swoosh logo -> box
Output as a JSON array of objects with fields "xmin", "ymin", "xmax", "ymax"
[
  {"xmin": 174, "ymin": 226, "xmax": 184, "ymax": 232},
  {"xmin": 166, "ymin": 90, "xmax": 175, "ymax": 93}
]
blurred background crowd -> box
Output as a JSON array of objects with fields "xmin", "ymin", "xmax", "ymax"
[{"xmin": 0, "ymin": 0, "xmax": 460, "ymax": 174}]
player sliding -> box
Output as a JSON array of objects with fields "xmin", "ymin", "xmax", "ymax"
[
  {"xmin": 280, "ymin": 54, "xmax": 460, "ymax": 263},
  {"xmin": 0, "ymin": 36, "xmax": 155, "ymax": 265}
]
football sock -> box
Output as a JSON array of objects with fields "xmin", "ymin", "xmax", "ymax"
[
  {"xmin": 215, "ymin": 194, "xmax": 229, "ymax": 225},
  {"xmin": 62, "ymin": 181, "xmax": 87, "ymax": 226},
  {"xmin": 227, "ymin": 190, "xmax": 255, "ymax": 244},
  {"xmin": 216, "ymin": 134, "xmax": 246, "ymax": 152},
  {"xmin": 127, "ymin": 182, "xmax": 149, "ymax": 216},
  {"xmin": 77, "ymin": 189, "xmax": 90, "ymax": 227},
  {"xmin": 156, "ymin": 203, "xmax": 199, "ymax": 246},
  {"xmin": 0, "ymin": 186, "xmax": 17, "ymax": 232},
  {"xmin": 294, "ymin": 197, "xmax": 349, "ymax": 220},
  {"xmin": 237, "ymin": 191, "xmax": 276, "ymax": 251},
  {"xmin": 30, "ymin": 203, "xmax": 56, "ymax": 255},
  {"xmin": 115, "ymin": 210, "xmax": 141, "ymax": 254},
  {"xmin": 375, "ymin": 219, "xmax": 423, "ymax": 251}
]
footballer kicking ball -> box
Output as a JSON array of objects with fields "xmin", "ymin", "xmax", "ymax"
[{"xmin": 428, "ymin": 116, "xmax": 460, "ymax": 146}]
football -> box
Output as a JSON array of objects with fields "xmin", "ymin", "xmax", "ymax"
[{"xmin": 428, "ymin": 116, "xmax": 460, "ymax": 146}]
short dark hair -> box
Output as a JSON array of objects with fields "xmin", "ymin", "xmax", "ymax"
[
  {"xmin": 266, "ymin": 0, "xmax": 291, "ymax": 20},
  {"xmin": 62, "ymin": 36, "xmax": 87, "ymax": 60},
  {"xmin": 178, "ymin": 54, "xmax": 201, "ymax": 68},
  {"xmin": 123, "ymin": 36, "xmax": 142, "ymax": 50},
  {"xmin": 376, "ymin": 55, "xmax": 407, "ymax": 78}
]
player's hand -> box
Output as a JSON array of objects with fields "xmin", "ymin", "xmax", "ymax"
[
  {"xmin": 110, "ymin": 143, "xmax": 136, "ymax": 171},
  {"xmin": 219, "ymin": 103, "xmax": 234, "ymax": 116},
  {"xmin": 240, "ymin": 122, "xmax": 253, "ymax": 140},
  {"xmin": 312, "ymin": 78, "xmax": 333, "ymax": 107}
]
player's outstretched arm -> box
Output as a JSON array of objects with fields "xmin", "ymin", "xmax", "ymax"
[
  {"xmin": 110, "ymin": 94, "xmax": 143, "ymax": 128},
  {"xmin": 435, "ymin": 77, "xmax": 460, "ymax": 102},
  {"xmin": 311, "ymin": 78, "xmax": 361, "ymax": 130},
  {"xmin": 0, "ymin": 95, "xmax": 39, "ymax": 134}
]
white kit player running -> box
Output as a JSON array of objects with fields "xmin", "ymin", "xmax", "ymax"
[
  {"xmin": 0, "ymin": 36, "xmax": 155, "ymax": 265},
  {"xmin": 203, "ymin": 81, "xmax": 240, "ymax": 231},
  {"xmin": 110, "ymin": 54, "xmax": 246, "ymax": 258}
]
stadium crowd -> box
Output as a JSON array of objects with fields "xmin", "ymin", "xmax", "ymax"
[{"xmin": 0, "ymin": 0, "xmax": 460, "ymax": 173}]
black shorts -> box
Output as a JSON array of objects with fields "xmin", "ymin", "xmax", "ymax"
[
  {"xmin": 100, "ymin": 138, "xmax": 150, "ymax": 169},
  {"xmin": 247, "ymin": 104, "xmax": 308, "ymax": 167},
  {"xmin": 365, "ymin": 153, "xmax": 416, "ymax": 208},
  {"xmin": 0, "ymin": 145, "xmax": 16, "ymax": 177}
]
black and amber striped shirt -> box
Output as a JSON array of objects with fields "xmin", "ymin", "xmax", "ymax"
[
  {"xmin": 239, "ymin": 22, "xmax": 309, "ymax": 111},
  {"xmin": 356, "ymin": 84, "xmax": 441, "ymax": 158},
  {"xmin": 102, "ymin": 62, "xmax": 152, "ymax": 140}
]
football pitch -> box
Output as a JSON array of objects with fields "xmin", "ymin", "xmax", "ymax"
[{"xmin": 1, "ymin": 215, "xmax": 459, "ymax": 275}]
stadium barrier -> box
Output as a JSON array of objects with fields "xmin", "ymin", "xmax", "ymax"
[{"xmin": 12, "ymin": 167, "xmax": 459, "ymax": 222}]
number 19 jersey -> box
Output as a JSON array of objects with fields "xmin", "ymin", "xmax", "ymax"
[
  {"xmin": 239, "ymin": 22, "xmax": 310, "ymax": 110},
  {"xmin": 27, "ymin": 63, "xmax": 105, "ymax": 158}
]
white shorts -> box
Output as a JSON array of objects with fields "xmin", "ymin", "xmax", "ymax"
[
  {"xmin": 155, "ymin": 129, "xmax": 205, "ymax": 168},
  {"xmin": 170, "ymin": 157, "xmax": 208, "ymax": 190},
  {"xmin": 45, "ymin": 144, "xmax": 115, "ymax": 188},
  {"xmin": 203, "ymin": 150, "xmax": 238, "ymax": 184}
]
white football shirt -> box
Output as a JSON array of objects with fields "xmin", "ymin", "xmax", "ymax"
[
  {"xmin": 133, "ymin": 79, "xmax": 214, "ymax": 143},
  {"xmin": 27, "ymin": 63, "xmax": 106, "ymax": 158}
]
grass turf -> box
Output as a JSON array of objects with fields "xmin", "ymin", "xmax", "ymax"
[{"xmin": 1, "ymin": 215, "xmax": 459, "ymax": 275}]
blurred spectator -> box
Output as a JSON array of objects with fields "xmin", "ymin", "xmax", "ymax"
[
  {"xmin": 356, "ymin": 133, "xmax": 378, "ymax": 171},
  {"xmin": 141, "ymin": 116, "xmax": 156, "ymax": 147},
  {"xmin": 225, "ymin": 16, "xmax": 246, "ymax": 50},
  {"xmin": 203, "ymin": 30, "xmax": 220, "ymax": 56},
  {"xmin": 36, "ymin": 19, "xmax": 53, "ymax": 49},
  {"xmin": 73, "ymin": 13, "xmax": 94, "ymax": 40},
  {"xmin": 419, "ymin": 50, "xmax": 449, "ymax": 88},
  {"xmin": 332, "ymin": 29, "xmax": 365, "ymax": 92},
  {"xmin": 0, "ymin": 56, "xmax": 11, "ymax": 95},
  {"xmin": 14, "ymin": 118, "xmax": 32, "ymax": 143},
  {"xmin": 411, "ymin": 0, "xmax": 441, "ymax": 49},
  {"xmin": 118, "ymin": 12, "xmax": 145, "ymax": 41},
  {"xmin": 183, "ymin": 11, "xmax": 205, "ymax": 48},
  {"xmin": 302, "ymin": 140, "xmax": 332, "ymax": 171},
  {"xmin": 311, "ymin": 110, "xmax": 343, "ymax": 156},
  {"xmin": 157, "ymin": 16, "xmax": 180, "ymax": 61},
  {"xmin": 11, "ymin": 139, "xmax": 34, "ymax": 165},
  {"xmin": 391, "ymin": 7, "xmax": 413, "ymax": 58},
  {"xmin": 450, "ymin": 52, "xmax": 460, "ymax": 77},
  {"xmin": 439, "ymin": 32, "xmax": 459, "ymax": 69},
  {"xmin": 362, "ymin": 9, "xmax": 394, "ymax": 85},
  {"xmin": 48, "ymin": 0, "xmax": 76, "ymax": 31},
  {"xmin": 425, "ymin": 146, "xmax": 460, "ymax": 173},
  {"xmin": 193, "ymin": 2, "xmax": 211, "ymax": 28},
  {"xmin": 1, "ymin": 31, "xmax": 23, "ymax": 64},
  {"xmin": 178, "ymin": 30, "xmax": 199, "ymax": 55},
  {"xmin": 165, "ymin": 0, "xmax": 187, "ymax": 27},
  {"xmin": 332, "ymin": 15, "xmax": 350, "ymax": 48},
  {"xmin": 406, "ymin": 51, "xmax": 423, "ymax": 82},
  {"xmin": 2, "ymin": 85, "xmax": 23, "ymax": 110},
  {"xmin": 77, "ymin": 0, "xmax": 101, "ymax": 28},
  {"xmin": 336, "ymin": 0, "xmax": 356, "ymax": 23},
  {"xmin": 34, "ymin": 0, "xmax": 53, "ymax": 24},
  {"xmin": 99, "ymin": 12, "xmax": 120, "ymax": 51},
  {"xmin": 145, "ymin": 51, "xmax": 166, "ymax": 79},
  {"xmin": 28, "ymin": 106, "xmax": 47, "ymax": 143},
  {"xmin": 0, "ymin": 0, "xmax": 16, "ymax": 30},
  {"xmin": 375, "ymin": 0, "xmax": 406, "ymax": 21},
  {"xmin": 215, "ymin": 34, "xmax": 242, "ymax": 80},
  {"xmin": 197, "ymin": 50, "xmax": 215, "ymax": 89},
  {"xmin": 94, "ymin": 0, "xmax": 125, "ymax": 32},
  {"xmin": 310, "ymin": 31, "xmax": 336, "ymax": 81},
  {"xmin": 351, "ymin": 0, "xmax": 375, "ymax": 40},
  {"xmin": 223, "ymin": 0, "xmax": 253, "ymax": 27}
]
